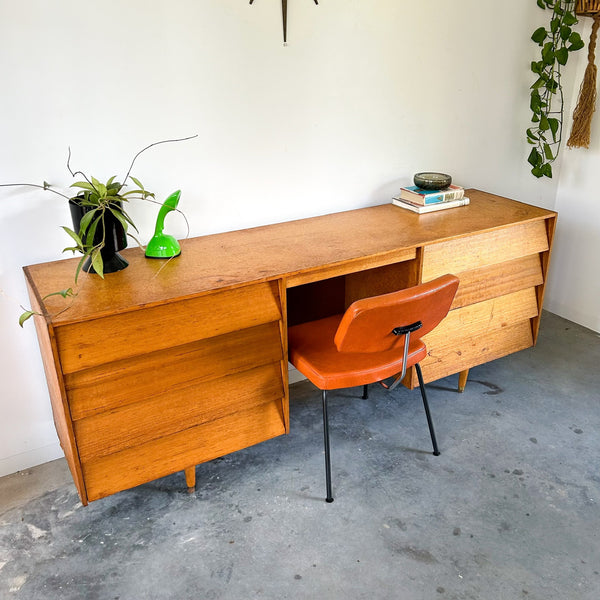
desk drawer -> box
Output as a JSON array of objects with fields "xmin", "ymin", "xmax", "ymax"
[
  {"xmin": 416, "ymin": 288, "xmax": 537, "ymax": 383},
  {"xmin": 82, "ymin": 400, "xmax": 287, "ymax": 502},
  {"xmin": 74, "ymin": 362, "xmax": 284, "ymax": 461},
  {"xmin": 422, "ymin": 220, "xmax": 549, "ymax": 283},
  {"xmin": 66, "ymin": 321, "xmax": 283, "ymax": 419},
  {"xmin": 415, "ymin": 220, "xmax": 550, "ymax": 385},
  {"xmin": 56, "ymin": 281, "xmax": 282, "ymax": 373}
]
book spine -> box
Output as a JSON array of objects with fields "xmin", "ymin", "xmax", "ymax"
[
  {"xmin": 400, "ymin": 188, "xmax": 464, "ymax": 205},
  {"xmin": 392, "ymin": 197, "xmax": 470, "ymax": 213}
]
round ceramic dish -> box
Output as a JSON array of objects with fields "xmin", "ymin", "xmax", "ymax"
[{"xmin": 413, "ymin": 172, "xmax": 452, "ymax": 190}]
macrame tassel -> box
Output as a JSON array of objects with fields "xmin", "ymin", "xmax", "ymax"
[{"xmin": 568, "ymin": 14, "xmax": 600, "ymax": 148}]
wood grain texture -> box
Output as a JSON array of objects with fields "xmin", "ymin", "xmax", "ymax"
[
  {"xmin": 458, "ymin": 369, "xmax": 469, "ymax": 392},
  {"xmin": 24, "ymin": 276, "xmax": 88, "ymax": 504},
  {"xmin": 414, "ymin": 289, "xmax": 538, "ymax": 385},
  {"xmin": 344, "ymin": 260, "xmax": 418, "ymax": 305},
  {"xmin": 184, "ymin": 466, "xmax": 196, "ymax": 490},
  {"xmin": 422, "ymin": 288, "xmax": 539, "ymax": 354},
  {"xmin": 24, "ymin": 190, "xmax": 555, "ymax": 326},
  {"xmin": 277, "ymin": 278, "xmax": 291, "ymax": 432},
  {"xmin": 422, "ymin": 220, "xmax": 549, "ymax": 282},
  {"xmin": 56, "ymin": 281, "xmax": 282, "ymax": 373},
  {"xmin": 450, "ymin": 254, "xmax": 543, "ymax": 309},
  {"xmin": 66, "ymin": 322, "xmax": 283, "ymax": 420},
  {"xmin": 74, "ymin": 362, "xmax": 284, "ymax": 461},
  {"xmin": 287, "ymin": 248, "xmax": 416, "ymax": 287},
  {"xmin": 82, "ymin": 401, "xmax": 286, "ymax": 501},
  {"xmin": 532, "ymin": 215, "xmax": 557, "ymax": 343},
  {"xmin": 417, "ymin": 321, "xmax": 534, "ymax": 384}
]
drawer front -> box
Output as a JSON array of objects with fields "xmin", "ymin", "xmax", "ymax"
[
  {"xmin": 74, "ymin": 362, "xmax": 284, "ymax": 461},
  {"xmin": 448, "ymin": 254, "xmax": 543, "ymax": 310},
  {"xmin": 422, "ymin": 220, "xmax": 549, "ymax": 283},
  {"xmin": 82, "ymin": 400, "xmax": 287, "ymax": 501},
  {"xmin": 56, "ymin": 281, "xmax": 282, "ymax": 373},
  {"xmin": 66, "ymin": 321, "xmax": 283, "ymax": 420},
  {"xmin": 418, "ymin": 321, "xmax": 534, "ymax": 384},
  {"xmin": 416, "ymin": 288, "xmax": 537, "ymax": 383}
]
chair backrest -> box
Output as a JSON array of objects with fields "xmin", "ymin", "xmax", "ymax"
[{"xmin": 334, "ymin": 274, "xmax": 459, "ymax": 353}]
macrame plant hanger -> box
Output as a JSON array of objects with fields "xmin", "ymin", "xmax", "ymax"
[{"xmin": 568, "ymin": 1, "xmax": 600, "ymax": 148}]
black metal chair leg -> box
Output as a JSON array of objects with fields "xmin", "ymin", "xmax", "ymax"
[
  {"xmin": 321, "ymin": 389, "xmax": 334, "ymax": 502},
  {"xmin": 362, "ymin": 384, "xmax": 369, "ymax": 399},
  {"xmin": 415, "ymin": 363, "xmax": 440, "ymax": 456}
]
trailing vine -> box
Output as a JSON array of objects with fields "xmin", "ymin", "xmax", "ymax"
[{"xmin": 528, "ymin": 0, "xmax": 584, "ymax": 178}]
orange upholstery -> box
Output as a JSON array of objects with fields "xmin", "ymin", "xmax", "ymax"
[
  {"xmin": 288, "ymin": 274, "xmax": 459, "ymax": 503},
  {"xmin": 288, "ymin": 274, "xmax": 459, "ymax": 390}
]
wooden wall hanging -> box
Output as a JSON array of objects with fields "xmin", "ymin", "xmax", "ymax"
[{"xmin": 568, "ymin": 1, "xmax": 600, "ymax": 147}]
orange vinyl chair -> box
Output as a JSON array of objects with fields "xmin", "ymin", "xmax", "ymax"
[{"xmin": 288, "ymin": 274, "xmax": 459, "ymax": 502}]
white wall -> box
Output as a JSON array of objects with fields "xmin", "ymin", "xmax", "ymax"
[
  {"xmin": 544, "ymin": 21, "xmax": 600, "ymax": 333},
  {"xmin": 0, "ymin": 1, "xmax": 587, "ymax": 475}
]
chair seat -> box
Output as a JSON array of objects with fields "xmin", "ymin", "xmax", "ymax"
[{"xmin": 288, "ymin": 314, "xmax": 427, "ymax": 390}]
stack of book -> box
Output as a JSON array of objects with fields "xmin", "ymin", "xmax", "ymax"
[{"xmin": 392, "ymin": 184, "xmax": 469, "ymax": 214}]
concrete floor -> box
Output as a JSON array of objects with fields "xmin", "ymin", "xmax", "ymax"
[{"xmin": 1, "ymin": 312, "xmax": 599, "ymax": 600}]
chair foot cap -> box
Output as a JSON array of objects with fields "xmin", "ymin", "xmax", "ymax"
[
  {"xmin": 433, "ymin": 451, "xmax": 441, "ymax": 456},
  {"xmin": 326, "ymin": 497, "xmax": 334, "ymax": 503}
]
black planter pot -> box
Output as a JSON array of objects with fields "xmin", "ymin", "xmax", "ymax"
[{"xmin": 69, "ymin": 199, "xmax": 129, "ymax": 274}]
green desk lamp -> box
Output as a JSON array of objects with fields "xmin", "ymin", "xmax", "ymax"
[{"xmin": 145, "ymin": 190, "xmax": 182, "ymax": 259}]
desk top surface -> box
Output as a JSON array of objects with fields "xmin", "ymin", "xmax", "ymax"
[{"xmin": 25, "ymin": 189, "xmax": 556, "ymax": 325}]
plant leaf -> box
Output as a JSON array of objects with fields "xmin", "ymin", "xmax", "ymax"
[
  {"xmin": 563, "ymin": 11, "xmax": 578, "ymax": 26},
  {"xmin": 90, "ymin": 249, "xmax": 104, "ymax": 278},
  {"xmin": 545, "ymin": 78, "xmax": 559, "ymax": 93},
  {"xmin": 19, "ymin": 310, "xmax": 36, "ymax": 327},
  {"xmin": 74, "ymin": 255, "xmax": 87, "ymax": 284},
  {"xmin": 542, "ymin": 41, "xmax": 555, "ymax": 64},
  {"xmin": 528, "ymin": 147, "xmax": 542, "ymax": 167},
  {"xmin": 78, "ymin": 208, "xmax": 98, "ymax": 237},
  {"xmin": 43, "ymin": 288, "xmax": 74, "ymax": 300},
  {"xmin": 70, "ymin": 181, "xmax": 95, "ymax": 191},
  {"xmin": 532, "ymin": 27, "xmax": 547, "ymax": 44},
  {"xmin": 531, "ymin": 165, "xmax": 544, "ymax": 178},
  {"xmin": 530, "ymin": 90, "xmax": 542, "ymax": 112},
  {"xmin": 61, "ymin": 226, "xmax": 83, "ymax": 247},
  {"xmin": 85, "ymin": 214, "xmax": 101, "ymax": 247},
  {"xmin": 568, "ymin": 33, "xmax": 585, "ymax": 51},
  {"xmin": 109, "ymin": 206, "xmax": 130, "ymax": 232},
  {"xmin": 548, "ymin": 117, "xmax": 560, "ymax": 141},
  {"xmin": 555, "ymin": 47, "xmax": 569, "ymax": 66},
  {"xmin": 129, "ymin": 176, "xmax": 145, "ymax": 190},
  {"xmin": 531, "ymin": 60, "xmax": 543, "ymax": 75},
  {"xmin": 95, "ymin": 182, "xmax": 108, "ymax": 198}
]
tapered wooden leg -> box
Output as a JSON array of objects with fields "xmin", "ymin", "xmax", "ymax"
[
  {"xmin": 458, "ymin": 369, "xmax": 469, "ymax": 393},
  {"xmin": 184, "ymin": 466, "xmax": 196, "ymax": 493}
]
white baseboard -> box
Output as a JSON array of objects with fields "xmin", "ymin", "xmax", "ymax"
[
  {"xmin": 288, "ymin": 365, "xmax": 306, "ymax": 385},
  {"xmin": 0, "ymin": 443, "xmax": 64, "ymax": 478}
]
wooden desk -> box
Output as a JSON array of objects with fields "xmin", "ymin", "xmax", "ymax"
[{"xmin": 24, "ymin": 190, "xmax": 556, "ymax": 504}]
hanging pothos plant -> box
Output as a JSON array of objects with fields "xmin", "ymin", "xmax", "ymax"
[{"xmin": 527, "ymin": 0, "xmax": 585, "ymax": 178}]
